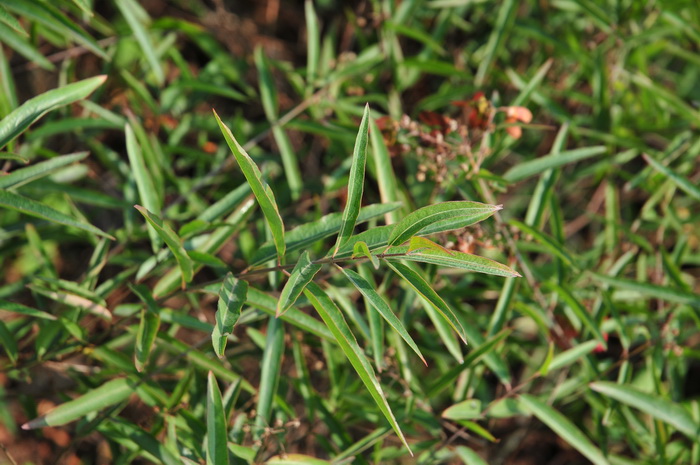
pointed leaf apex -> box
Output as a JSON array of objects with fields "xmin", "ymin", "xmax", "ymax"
[{"xmin": 494, "ymin": 204, "xmax": 504, "ymax": 211}]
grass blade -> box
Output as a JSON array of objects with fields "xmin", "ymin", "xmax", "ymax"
[
  {"xmin": 510, "ymin": 219, "xmax": 577, "ymax": 268},
  {"xmin": 387, "ymin": 201, "xmax": 502, "ymax": 248},
  {"xmin": 386, "ymin": 246, "xmax": 520, "ymax": 278},
  {"xmin": 546, "ymin": 282, "xmax": 607, "ymax": 348},
  {"xmin": 333, "ymin": 104, "xmax": 371, "ymax": 256},
  {"xmin": 519, "ymin": 394, "xmax": 609, "ymax": 465},
  {"xmin": 590, "ymin": 273, "xmax": 700, "ymax": 307},
  {"xmin": 304, "ymin": 282, "xmax": 412, "ymax": 454},
  {"xmin": 0, "ymin": 75, "xmax": 106, "ymax": 149},
  {"xmin": 206, "ymin": 371, "xmax": 228, "ymax": 465},
  {"xmin": 135, "ymin": 205, "xmax": 193, "ymax": 287},
  {"xmin": 130, "ymin": 284, "xmax": 161, "ymax": 372},
  {"xmin": 0, "ymin": 152, "xmax": 88, "ymax": 189},
  {"xmin": 254, "ymin": 316, "xmax": 285, "ymax": 436},
  {"xmin": 474, "ymin": 0, "xmax": 516, "ymax": 87},
  {"xmin": 338, "ymin": 266, "xmax": 427, "ymax": 366},
  {"xmin": 212, "ymin": 273, "xmax": 248, "ymax": 358},
  {"xmin": 277, "ymin": 251, "xmax": 322, "ymax": 317},
  {"xmin": 99, "ymin": 419, "xmax": 181, "ymax": 465},
  {"xmin": 590, "ymin": 381, "xmax": 700, "ymax": 439},
  {"xmin": 305, "ymin": 0, "xmax": 320, "ymax": 88},
  {"xmin": 0, "ymin": 320, "xmax": 18, "ymax": 364},
  {"xmin": 0, "ymin": 189, "xmax": 113, "ymax": 239},
  {"xmin": 22, "ymin": 378, "xmax": 135, "ymax": 429},
  {"xmin": 387, "ymin": 262, "xmax": 467, "ymax": 345},
  {"xmin": 114, "ymin": 0, "xmax": 164, "ymax": 85},
  {"xmin": 214, "ymin": 110, "xmax": 286, "ymax": 261},
  {"xmin": 504, "ymin": 146, "xmax": 607, "ymax": 182},
  {"xmin": 643, "ymin": 153, "xmax": 700, "ymax": 202}
]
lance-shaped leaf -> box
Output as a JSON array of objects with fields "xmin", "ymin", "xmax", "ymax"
[
  {"xmin": 338, "ymin": 266, "xmax": 426, "ymax": 366},
  {"xmin": 206, "ymin": 371, "xmax": 228, "ymax": 465},
  {"xmin": 643, "ymin": 153, "xmax": 700, "ymax": 201},
  {"xmin": 387, "ymin": 262, "xmax": 467, "ymax": 344},
  {"xmin": 0, "ymin": 189, "xmax": 113, "ymax": 239},
  {"xmin": 0, "ymin": 75, "xmax": 106, "ymax": 149},
  {"xmin": 277, "ymin": 251, "xmax": 322, "ymax": 317},
  {"xmin": 387, "ymin": 201, "xmax": 502, "ymax": 248},
  {"xmin": 352, "ymin": 240, "xmax": 379, "ymax": 269},
  {"xmin": 385, "ymin": 246, "xmax": 520, "ymax": 278},
  {"xmin": 22, "ymin": 377, "xmax": 135, "ymax": 429},
  {"xmin": 333, "ymin": 104, "xmax": 371, "ymax": 256},
  {"xmin": 590, "ymin": 381, "xmax": 700, "ymax": 439},
  {"xmin": 304, "ymin": 282, "xmax": 412, "ymax": 454},
  {"xmin": 252, "ymin": 202, "xmax": 399, "ymax": 265},
  {"xmin": 214, "ymin": 110, "xmax": 285, "ymax": 260},
  {"xmin": 135, "ymin": 205, "xmax": 193, "ymax": 287},
  {"xmin": 212, "ymin": 274, "xmax": 248, "ymax": 358},
  {"xmin": 0, "ymin": 152, "xmax": 88, "ymax": 189},
  {"xmin": 519, "ymin": 394, "xmax": 609, "ymax": 465}
]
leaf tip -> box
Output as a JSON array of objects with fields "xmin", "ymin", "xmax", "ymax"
[{"xmin": 494, "ymin": 204, "xmax": 504, "ymax": 211}]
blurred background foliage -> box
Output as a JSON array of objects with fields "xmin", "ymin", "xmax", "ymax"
[{"xmin": 0, "ymin": 0, "xmax": 699, "ymax": 464}]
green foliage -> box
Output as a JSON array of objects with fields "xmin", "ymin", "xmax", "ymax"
[{"xmin": 1, "ymin": 0, "xmax": 700, "ymax": 464}]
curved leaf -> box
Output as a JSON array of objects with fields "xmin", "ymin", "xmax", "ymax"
[
  {"xmin": 0, "ymin": 75, "xmax": 106, "ymax": 149},
  {"xmin": 387, "ymin": 262, "xmax": 467, "ymax": 345},
  {"xmin": 590, "ymin": 381, "xmax": 700, "ymax": 439},
  {"xmin": 519, "ymin": 394, "xmax": 609, "ymax": 465},
  {"xmin": 135, "ymin": 205, "xmax": 193, "ymax": 287},
  {"xmin": 214, "ymin": 110, "xmax": 286, "ymax": 260},
  {"xmin": 388, "ymin": 201, "xmax": 501, "ymax": 248},
  {"xmin": 0, "ymin": 152, "xmax": 88, "ymax": 189},
  {"xmin": 22, "ymin": 377, "xmax": 135, "ymax": 429},
  {"xmin": 386, "ymin": 246, "xmax": 520, "ymax": 278},
  {"xmin": 206, "ymin": 371, "xmax": 228, "ymax": 465}
]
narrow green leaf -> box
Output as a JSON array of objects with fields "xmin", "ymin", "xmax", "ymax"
[
  {"xmin": 0, "ymin": 22, "xmax": 53, "ymax": 70},
  {"xmin": 386, "ymin": 246, "xmax": 520, "ymax": 278},
  {"xmin": 504, "ymin": 146, "xmax": 607, "ymax": 182},
  {"xmin": 214, "ymin": 110, "xmax": 286, "ymax": 260},
  {"xmin": 474, "ymin": 0, "xmax": 516, "ymax": 86},
  {"xmin": 130, "ymin": 284, "xmax": 161, "ymax": 372},
  {"xmin": 333, "ymin": 104, "xmax": 371, "ymax": 255},
  {"xmin": 590, "ymin": 273, "xmax": 700, "ymax": 307},
  {"xmin": 0, "ymin": 5, "xmax": 26, "ymax": 35},
  {"xmin": 443, "ymin": 399, "xmax": 482, "ymax": 420},
  {"xmin": 519, "ymin": 394, "xmax": 609, "ymax": 465},
  {"xmin": 277, "ymin": 251, "xmax": 322, "ymax": 317},
  {"xmin": 212, "ymin": 273, "xmax": 248, "ymax": 357},
  {"xmin": 0, "ymin": 152, "xmax": 89, "ymax": 190},
  {"xmin": 206, "ymin": 371, "xmax": 228, "ymax": 465},
  {"xmin": 590, "ymin": 381, "xmax": 700, "ymax": 439},
  {"xmin": 338, "ymin": 266, "xmax": 427, "ymax": 365},
  {"xmin": 510, "ymin": 219, "xmax": 577, "ymax": 268},
  {"xmin": 304, "ymin": 282, "xmax": 412, "ymax": 454},
  {"xmin": 643, "ymin": 153, "xmax": 700, "ymax": 202},
  {"xmin": 0, "ymin": 320, "xmax": 18, "ymax": 364},
  {"xmin": 252, "ymin": 202, "xmax": 400, "ymax": 265},
  {"xmin": 0, "ymin": 75, "xmax": 106, "ymax": 149},
  {"xmin": 548, "ymin": 340, "xmax": 599, "ymax": 372},
  {"xmin": 2, "ymin": 0, "xmax": 106, "ymax": 59},
  {"xmin": 127, "ymin": 123, "xmax": 161, "ymax": 252},
  {"xmin": 0, "ymin": 300, "xmax": 57, "ymax": 320},
  {"xmin": 254, "ymin": 316, "xmax": 285, "ymax": 436},
  {"xmin": 387, "ymin": 262, "xmax": 467, "ymax": 345},
  {"xmin": 387, "ymin": 201, "xmax": 502, "ymax": 248},
  {"xmin": 135, "ymin": 205, "xmax": 194, "ymax": 287},
  {"xmin": 115, "ymin": 0, "xmax": 164, "ymax": 84},
  {"xmin": 22, "ymin": 378, "xmax": 135, "ymax": 429},
  {"xmin": 246, "ymin": 286, "xmax": 332, "ymax": 341},
  {"xmin": 538, "ymin": 342, "xmax": 555, "ymax": 376},
  {"xmin": 267, "ymin": 454, "xmax": 331, "ymax": 465},
  {"xmin": 134, "ymin": 308, "xmax": 160, "ymax": 372},
  {"xmin": 27, "ymin": 286, "xmax": 111, "ymax": 321},
  {"xmin": 304, "ymin": 0, "xmax": 320, "ymax": 87},
  {"xmin": 99, "ymin": 419, "xmax": 181, "ymax": 465},
  {"xmin": 369, "ymin": 118, "xmax": 400, "ymax": 224},
  {"xmin": 546, "ymin": 283, "xmax": 607, "ymax": 348},
  {"xmin": 352, "ymin": 241, "xmax": 379, "ymax": 269}
]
